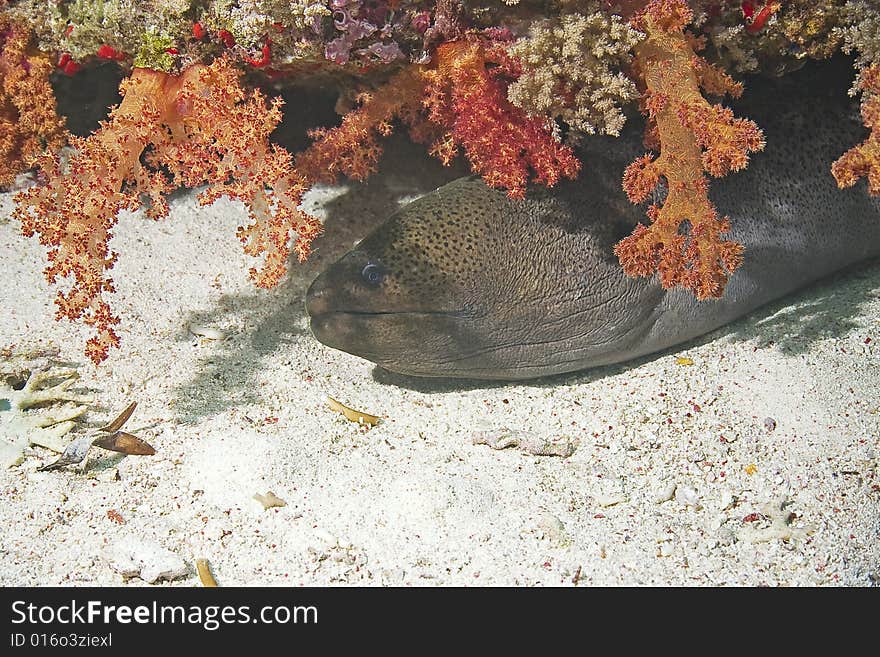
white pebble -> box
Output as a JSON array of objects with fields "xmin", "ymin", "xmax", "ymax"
[
  {"xmin": 104, "ymin": 536, "xmax": 188, "ymax": 583},
  {"xmin": 537, "ymin": 513, "xmax": 567, "ymax": 546},
  {"xmin": 674, "ymin": 485, "xmax": 701, "ymax": 509},
  {"xmin": 313, "ymin": 528, "xmax": 338, "ymax": 547},
  {"xmin": 188, "ymin": 324, "xmax": 226, "ymax": 340},
  {"xmin": 652, "ymin": 483, "xmax": 676, "ymax": 503}
]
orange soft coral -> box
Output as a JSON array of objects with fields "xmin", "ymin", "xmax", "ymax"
[
  {"xmin": 614, "ymin": 0, "xmax": 764, "ymax": 300},
  {"xmin": 832, "ymin": 64, "xmax": 880, "ymax": 195},
  {"xmin": 296, "ymin": 67, "xmax": 426, "ymax": 183},
  {"xmin": 14, "ymin": 57, "xmax": 320, "ymax": 363},
  {"xmin": 0, "ymin": 16, "xmax": 67, "ymax": 189},
  {"xmin": 149, "ymin": 59, "xmax": 321, "ymax": 287}
]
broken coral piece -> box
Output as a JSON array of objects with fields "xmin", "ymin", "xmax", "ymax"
[
  {"xmin": 327, "ymin": 396, "xmax": 381, "ymax": 427},
  {"xmin": 738, "ymin": 497, "xmax": 813, "ymax": 543},
  {"xmin": 253, "ymin": 490, "xmax": 287, "ymax": 510},
  {"xmin": 1, "ymin": 346, "xmax": 91, "ymax": 467},
  {"xmin": 104, "ymin": 536, "xmax": 189, "ymax": 583},
  {"xmin": 472, "ymin": 428, "xmax": 578, "ymax": 457}
]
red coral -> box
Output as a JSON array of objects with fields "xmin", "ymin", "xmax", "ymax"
[
  {"xmin": 832, "ymin": 64, "xmax": 880, "ymax": 195},
  {"xmin": 14, "ymin": 57, "xmax": 320, "ymax": 363},
  {"xmin": 298, "ymin": 37, "xmax": 579, "ymax": 200},
  {"xmin": 0, "ymin": 16, "xmax": 67, "ymax": 188},
  {"xmin": 744, "ymin": 2, "xmax": 782, "ymax": 34},
  {"xmin": 422, "ymin": 40, "xmax": 580, "ymax": 199}
]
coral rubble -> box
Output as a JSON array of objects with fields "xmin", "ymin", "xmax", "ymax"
[{"xmin": 0, "ymin": 344, "xmax": 91, "ymax": 467}]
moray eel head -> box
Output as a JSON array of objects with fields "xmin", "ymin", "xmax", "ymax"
[
  {"xmin": 307, "ymin": 178, "xmax": 494, "ymax": 377},
  {"xmin": 306, "ymin": 176, "xmax": 659, "ymax": 379}
]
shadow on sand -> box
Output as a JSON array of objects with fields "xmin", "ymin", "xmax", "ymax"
[{"xmin": 170, "ymin": 133, "xmax": 468, "ymax": 422}]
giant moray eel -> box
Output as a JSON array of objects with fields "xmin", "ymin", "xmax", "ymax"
[{"xmin": 306, "ymin": 61, "xmax": 880, "ymax": 380}]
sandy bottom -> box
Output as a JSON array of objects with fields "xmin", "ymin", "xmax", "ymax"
[{"xmin": 1, "ymin": 137, "xmax": 878, "ymax": 586}]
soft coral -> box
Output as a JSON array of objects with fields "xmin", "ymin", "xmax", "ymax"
[
  {"xmin": 615, "ymin": 0, "xmax": 764, "ymax": 300},
  {"xmin": 14, "ymin": 57, "xmax": 320, "ymax": 364},
  {"xmin": 832, "ymin": 64, "xmax": 880, "ymax": 195},
  {"xmin": 298, "ymin": 36, "xmax": 581, "ymax": 200},
  {"xmin": 422, "ymin": 39, "xmax": 581, "ymax": 199},
  {"xmin": 0, "ymin": 15, "xmax": 67, "ymax": 189}
]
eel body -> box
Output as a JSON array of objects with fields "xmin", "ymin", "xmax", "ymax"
[{"xmin": 306, "ymin": 63, "xmax": 880, "ymax": 380}]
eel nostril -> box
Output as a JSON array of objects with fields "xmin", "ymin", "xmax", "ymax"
[{"xmin": 305, "ymin": 277, "xmax": 329, "ymax": 317}]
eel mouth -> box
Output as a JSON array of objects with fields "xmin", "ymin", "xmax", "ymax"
[
  {"xmin": 305, "ymin": 272, "xmax": 481, "ymax": 374},
  {"xmin": 309, "ymin": 308, "xmax": 467, "ymax": 356}
]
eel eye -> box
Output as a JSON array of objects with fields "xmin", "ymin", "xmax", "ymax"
[{"xmin": 361, "ymin": 261, "xmax": 384, "ymax": 285}]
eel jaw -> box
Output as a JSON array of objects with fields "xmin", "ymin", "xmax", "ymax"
[
  {"xmin": 306, "ymin": 271, "xmax": 478, "ymax": 374},
  {"xmin": 308, "ymin": 308, "xmax": 473, "ymax": 371}
]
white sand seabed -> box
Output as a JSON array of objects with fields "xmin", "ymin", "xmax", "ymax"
[{"xmin": 1, "ymin": 137, "xmax": 878, "ymax": 586}]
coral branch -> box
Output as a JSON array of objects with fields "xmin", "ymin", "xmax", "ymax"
[
  {"xmin": 832, "ymin": 64, "xmax": 880, "ymax": 195},
  {"xmin": 298, "ymin": 37, "xmax": 580, "ymax": 200},
  {"xmin": 14, "ymin": 57, "xmax": 320, "ymax": 363},
  {"xmin": 615, "ymin": 0, "xmax": 764, "ymax": 300},
  {"xmin": 0, "ymin": 16, "xmax": 67, "ymax": 188},
  {"xmin": 506, "ymin": 11, "xmax": 642, "ymax": 137},
  {"xmin": 296, "ymin": 67, "xmax": 427, "ymax": 183},
  {"xmin": 423, "ymin": 39, "xmax": 581, "ymax": 199}
]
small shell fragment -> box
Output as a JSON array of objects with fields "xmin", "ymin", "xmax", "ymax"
[
  {"xmin": 196, "ymin": 558, "xmax": 218, "ymax": 587},
  {"xmin": 253, "ymin": 491, "xmax": 287, "ymax": 510},
  {"xmin": 327, "ymin": 397, "xmax": 381, "ymax": 426},
  {"xmin": 188, "ymin": 324, "xmax": 226, "ymax": 341},
  {"xmin": 92, "ymin": 431, "xmax": 156, "ymax": 456},
  {"xmin": 537, "ymin": 513, "xmax": 568, "ymax": 547},
  {"xmin": 652, "ymin": 483, "xmax": 676, "ymax": 503},
  {"xmin": 38, "ymin": 435, "xmax": 93, "ymax": 471}
]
